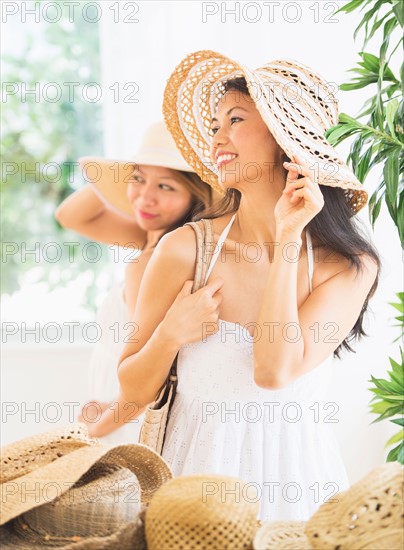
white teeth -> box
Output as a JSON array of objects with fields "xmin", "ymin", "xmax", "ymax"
[{"xmin": 217, "ymin": 154, "xmax": 237, "ymax": 165}]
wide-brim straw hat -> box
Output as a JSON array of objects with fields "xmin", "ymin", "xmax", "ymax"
[
  {"xmin": 163, "ymin": 50, "xmax": 368, "ymax": 215},
  {"xmin": 145, "ymin": 474, "xmax": 260, "ymax": 549},
  {"xmin": 79, "ymin": 121, "xmax": 196, "ymax": 219},
  {"xmin": 0, "ymin": 424, "xmax": 172, "ymax": 548},
  {"xmin": 253, "ymin": 461, "xmax": 403, "ymax": 549}
]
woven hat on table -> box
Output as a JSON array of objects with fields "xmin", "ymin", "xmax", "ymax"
[
  {"xmin": 253, "ymin": 461, "xmax": 404, "ymax": 550},
  {"xmin": 79, "ymin": 121, "xmax": 196, "ymax": 219},
  {"xmin": 253, "ymin": 521, "xmax": 310, "ymax": 549},
  {"xmin": 145, "ymin": 474, "xmax": 260, "ymax": 549},
  {"xmin": 0, "ymin": 424, "xmax": 172, "ymax": 549},
  {"xmin": 163, "ymin": 49, "xmax": 368, "ymax": 215}
]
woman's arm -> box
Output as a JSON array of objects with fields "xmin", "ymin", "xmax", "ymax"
[
  {"xmin": 78, "ymin": 394, "xmax": 146, "ymax": 438},
  {"xmin": 117, "ymin": 226, "xmax": 223, "ymax": 408},
  {"xmin": 124, "ymin": 250, "xmax": 153, "ymax": 318},
  {"xmin": 254, "ymin": 157, "xmax": 378, "ymax": 388},
  {"xmin": 55, "ymin": 184, "xmax": 146, "ymax": 247},
  {"xmin": 254, "ymin": 230, "xmax": 377, "ymax": 389}
]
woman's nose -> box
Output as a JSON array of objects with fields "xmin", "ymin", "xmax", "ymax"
[
  {"xmin": 138, "ymin": 183, "xmax": 157, "ymax": 204},
  {"xmin": 212, "ymin": 125, "xmax": 229, "ymax": 147}
]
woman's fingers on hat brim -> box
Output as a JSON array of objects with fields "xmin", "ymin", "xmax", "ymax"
[
  {"xmin": 285, "ymin": 164, "xmax": 301, "ymax": 181},
  {"xmin": 291, "ymin": 185, "xmax": 323, "ymax": 207},
  {"xmin": 285, "ymin": 156, "xmax": 313, "ymax": 179},
  {"xmin": 284, "ymin": 176, "xmax": 315, "ymax": 194}
]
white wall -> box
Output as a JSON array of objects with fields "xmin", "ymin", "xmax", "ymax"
[{"xmin": 2, "ymin": 1, "xmax": 401, "ymax": 485}]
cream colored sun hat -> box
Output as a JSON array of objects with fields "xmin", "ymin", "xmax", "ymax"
[
  {"xmin": 79, "ymin": 121, "xmax": 196, "ymax": 219},
  {"xmin": 163, "ymin": 50, "xmax": 368, "ymax": 215},
  {"xmin": 253, "ymin": 462, "xmax": 404, "ymax": 550},
  {"xmin": 0, "ymin": 424, "xmax": 172, "ymax": 549},
  {"xmin": 145, "ymin": 474, "xmax": 260, "ymax": 549}
]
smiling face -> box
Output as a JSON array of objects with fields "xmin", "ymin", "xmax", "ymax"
[
  {"xmin": 210, "ymin": 90, "xmax": 285, "ymax": 190},
  {"xmin": 126, "ymin": 165, "xmax": 193, "ymax": 230}
]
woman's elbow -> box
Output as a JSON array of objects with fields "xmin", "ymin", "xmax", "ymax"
[
  {"xmin": 254, "ymin": 365, "xmax": 291, "ymax": 390},
  {"xmin": 54, "ymin": 206, "xmax": 67, "ymax": 226},
  {"xmin": 54, "ymin": 205, "xmax": 74, "ymax": 229},
  {"xmin": 117, "ymin": 360, "xmax": 151, "ymax": 409},
  {"xmin": 117, "ymin": 363, "xmax": 136, "ymax": 403}
]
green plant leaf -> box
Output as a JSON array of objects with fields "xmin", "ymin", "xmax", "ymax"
[
  {"xmin": 370, "ymin": 374, "xmax": 403, "ymax": 395},
  {"xmin": 357, "ymin": 147, "xmax": 374, "ymax": 182},
  {"xmin": 340, "ymin": 77, "xmax": 379, "ymax": 90},
  {"xmin": 387, "ymin": 369, "xmax": 404, "ymax": 390},
  {"xmin": 369, "ymin": 194, "xmax": 383, "ymax": 226},
  {"xmin": 386, "ymin": 441, "xmax": 404, "ymax": 463},
  {"xmin": 336, "ymin": 0, "xmax": 371, "ymax": 15},
  {"xmin": 380, "ymin": 17, "xmax": 397, "ymax": 63},
  {"xmin": 386, "ymin": 429, "xmax": 404, "ymax": 447},
  {"xmin": 391, "ymin": 418, "xmax": 404, "ymax": 427},
  {"xmin": 393, "ymin": 0, "xmax": 404, "ymax": 27},
  {"xmin": 384, "ymin": 150, "xmax": 399, "ymax": 206},
  {"xmin": 389, "ymin": 301, "xmax": 404, "ymax": 314},
  {"xmin": 369, "ymin": 391, "xmax": 403, "ymax": 401},
  {"xmin": 325, "ymin": 123, "xmax": 358, "ymax": 145},
  {"xmin": 370, "ymin": 403, "xmax": 404, "ymax": 423},
  {"xmin": 339, "ymin": 113, "xmax": 361, "ymax": 125},
  {"xmin": 386, "ymin": 99, "xmax": 399, "ymax": 137},
  {"xmin": 366, "ymin": 10, "xmax": 394, "ymax": 45},
  {"xmin": 359, "ymin": 52, "xmax": 380, "ymax": 73},
  {"xmin": 398, "ymin": 192, "xmax": 404, "ymax": 247}
]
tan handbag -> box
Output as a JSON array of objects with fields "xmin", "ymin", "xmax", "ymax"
[{"xmin": 139, "ymin": 219, "xmax": 214, "ymax": 455}]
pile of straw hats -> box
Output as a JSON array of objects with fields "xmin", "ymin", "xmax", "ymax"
[{"xmin": 1, "ymin": 424, "xmax": 402, "ymax": 549}]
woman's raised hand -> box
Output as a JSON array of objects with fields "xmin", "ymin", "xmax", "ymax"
[
  {"xmin": 160, "ymin": 277, "xmax": 224, "ymax": 347},
  {"xmin": 274, "ymin": 155, "xmax": 325, "ymax": 236}
]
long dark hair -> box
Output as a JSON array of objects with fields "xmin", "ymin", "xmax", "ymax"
[{"xmin": 198, "ymin": 77, "xmax": 381, "ymax": 359}]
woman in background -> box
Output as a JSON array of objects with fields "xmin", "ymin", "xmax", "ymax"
[{"xmin": 55, "ymin": 121, "xmax": 212, "ymax": 444}]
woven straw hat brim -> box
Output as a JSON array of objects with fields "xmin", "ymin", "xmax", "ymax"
[
  {"xmin": 1, "ymin": 439, "xmax": 172, "ymax": 525},
  {"xmin": 79, "ymin": 157, "xmax": 136, "ymax": 219},
  {"xmin": 163, "ymin": 49, "xmax": 368, "ymax": 215},
  {"xmin": 253, "ymin": 521, "xmax": 311, "ymax": 549},
  {"xmin": 305, "ymin": 462, "xmax": 404, "ymax": 549},
  {"xmin": 0, "ymin": 507, "xmax": 147, "ymax": 550},
  {"xmin": 78, "ymin": 151, "xmax": 196, "ymax": 220},
  {"xmin": 0, "ymin": 424, "xmax": 98, "ymax": 485}
]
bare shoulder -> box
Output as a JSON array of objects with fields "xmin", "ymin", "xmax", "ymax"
[
  {"xmin": 313, "ymin": 241, "xmax": 378, "ymax": 290},
  {"xmin": 149, "ymin": 224, "xmax": 201, "ymax": 284}
]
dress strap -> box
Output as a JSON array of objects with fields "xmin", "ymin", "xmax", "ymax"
[
  {"xmin": 306, "ymin": 228, "xmax": 314, "ymax": 294},
  {"xmin": 204, "ymin": 213, "xmax": 237, "ymax": 284}
]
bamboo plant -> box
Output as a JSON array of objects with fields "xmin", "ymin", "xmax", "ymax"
[{"xmin": 325, "ymin": 0, "xmax": 404, "ymax": 464}]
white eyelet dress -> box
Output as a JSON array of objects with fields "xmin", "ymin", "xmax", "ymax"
[
  {"xmin": 161, "ymin": 215, "xmax": 350, "ymax": 521},
  {"xmin": 87, "ymin": 282, "xmax": 144, "ymax": 445}
]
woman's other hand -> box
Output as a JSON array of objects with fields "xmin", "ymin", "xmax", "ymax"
[
  {"xmin": 78, "ymin": 400, "xmax": 111, "ymax": 437},
  {"xmin": 160, "ymin": 277, "xmax": 224, "ymax": 347}
]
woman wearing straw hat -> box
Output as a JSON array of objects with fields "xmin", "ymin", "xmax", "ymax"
[
  {"xmin": 118, "ymin": 52, "xmax": 381, "ymax": 521},
  {"xmin": 55, "ymin": 121, "xmax": 212, "ymax": 445}
]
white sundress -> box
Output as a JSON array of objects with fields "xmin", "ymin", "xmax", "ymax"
[
  {"xmin": 87, "ymin": 282, "xmax": 144, "ymax": 445},
  {"xmin": 162, "ymin": 214, "xmax": 350, "ymax": 521}
]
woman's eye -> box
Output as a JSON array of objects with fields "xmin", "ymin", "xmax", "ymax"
[
  {"xmin": 230, "ymin": 116, "xmax": 242, "ymax": 124},
  {"xmin": 211, "ymin": 126, "xmax": 219, "ymax": 135},
  {"xmin": 159, "ymin": 183, "xmax": 174, "ymax": 191},
  {"xmin": 130, "ymin": 175, "xmax": 144, "ymax": 184}
]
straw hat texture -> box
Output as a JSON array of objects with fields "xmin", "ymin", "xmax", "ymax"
[
  {"xmin": 1, "ymin": 425, "xmax": 402, "ymax": 549},
  {"xmin": 253, "ymin": 461, "xmax": 403, "ymax": 549},
  {"xmin": 163, "ymin": 50, "xmax": 368, "ymax": 215},
  {"xmin": 0, "ymin": 424, "xmax": 172, "ymax": 549}
]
